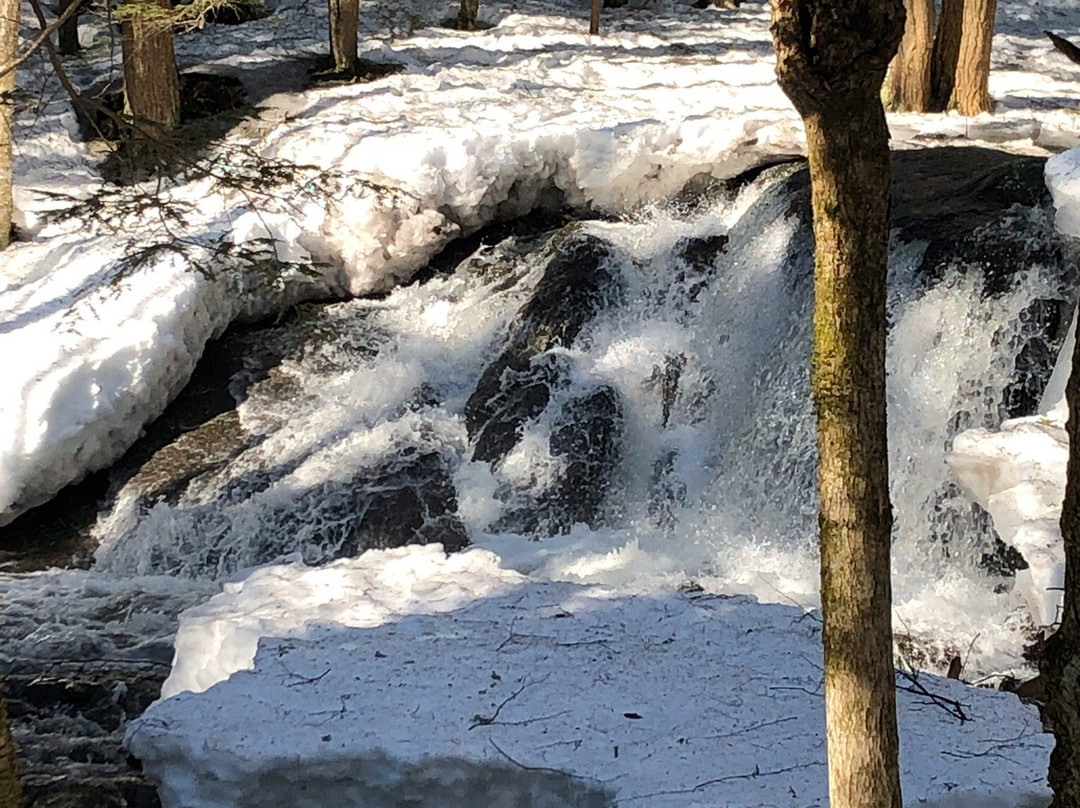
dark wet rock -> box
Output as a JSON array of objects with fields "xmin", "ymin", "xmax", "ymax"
[
  {"xmin": 466, "ymin": 229, "xmax": 624, "ymax": 462},
  {"xmin": 335, "ymin": 451, "xmax": 469, "ymax": 556},
  {"xmin": 493, "ymin": 386, "xmax": 625, "ymax": 535},
  {"xmin": 119, "ymin": 410, "xmax": 250, "ymax": 510},
  {"xmin": 5, "ymin": 661, "xmax": 170, "ymax": 808},
  {"xmin": 545, "ymin": 386, "xmax": 625, "ymax": 531}
]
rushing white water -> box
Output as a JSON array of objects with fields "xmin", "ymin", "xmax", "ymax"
[{"xmin": 61, "ymin": 164, "xmax": 1070, "ymax": 680}]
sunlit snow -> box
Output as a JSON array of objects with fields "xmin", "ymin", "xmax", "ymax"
[{"xmin": 5, "ymin": 0, "xmax": 1080, "ymax": 805}]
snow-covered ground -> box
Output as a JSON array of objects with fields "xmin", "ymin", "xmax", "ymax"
[
  {"xmin": 127, "ymin": 546, "xmax": 1053, "ymax": 808},
  {"xmin": 7, "ymin": 0, "xmax": 1080, "ymax": 805}
]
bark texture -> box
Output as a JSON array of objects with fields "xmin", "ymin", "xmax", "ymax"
[
  {"xmin": 0, "ymin": 685, "xmax": 23, "ymax": 808},
  {"xmin": 329, "ymin": 0, "xmax": 358, "ymax": 72},
  {"xmin": 929, "ymin": 0, "xmax": 964, "ymax": 110},
  {"xmin": 121, "ymin": 0, "xmax": 180, "ymax": 133},
  {"xmin": 889, "ymin": 0, "xmax": 935, "ymax": 111},
  {"xmin": 771, "ymin": 1, "xmax": 904, "ymax": 807},
  {"xmin": 0, "ymin": 0, "xmax": 16, "ymax": 250},
  {"xmin": 590, "ymin": 0, "xmax": 601, "ymax": 34},
  {"xmin": 1041, "ymin": 332, "xmax": 1080, "ymax": 808},
  {"xmin": 457, "ymin": 0, "xmax": 478, "ymax": 30},
  {"xmin": 949, "ymin": 0, "xmax": 997, "ymax": 114}
]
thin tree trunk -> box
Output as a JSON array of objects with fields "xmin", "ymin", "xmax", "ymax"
[
  {"xmin": 949, "ymin": 0, "xmax": 997, "ymax": 114},
  {"xmin": 771, "ymin": 0, "xmax": 904, "ymax": 806},
  {"xmin": 329, "ymin": 0, "xmax": 357, "ymax": 72},
  {"xmin": 58, "ymin": 0, "xmax": 80, "ymax": 55},
  {"xmin": 889, "ymin": 0, "xmax": 934, "ymax": 111},
  {"xmin": 0, "ymin": 685, "xmax": 23, "ymax": 808},
  {"xmin": 121, "ymin": 0, "xmax": 180, "ymax": 134},
  {"xmin": 457, "ymin": 0, "xmax": 478, "ymax": 30},
  {"xmin": 590, "ymin": 0, "xmax": 601, "ymax": 34},
  {"xmin": 929, "ymin": 0, "xmax": 964, "ymax": 110},
  {"xmin": 1041, "ymin": 332, "xmax": 1080, "ymax": 808},
  {"xmin": 0, "ymin": 0, "xmax": 16, "ymax": 250}
]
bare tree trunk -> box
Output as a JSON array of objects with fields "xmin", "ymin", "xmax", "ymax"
[
  {"xmin": 771, "ymin": 0, "xmax": 904, "ymax": 807},
  {"xmin": 58, "ymin": 0, "xmax": 80, "ymax": 55},
  {"xmin": 0, "ymin": 685, "xmax": 23, "ymax": 808},
  {"xmin": 121, "ymin": 0, "xmax": 180, "ymax": 134},
  {"xmin": 889, "ymin": 0, "xmax": 934, "ymax": 111},
  {"xmin": 590, "ymin": 0, "xmax": 601, "ymax": 34},
  {"xmin": 929, "ymin": 0, "xmax": 964, "ymax": 110},
  {"xmin": 949, "ymin": 0, "xmax": 997, "ymax": 114},
  {"xmin": 1041, "ymin": 333, "xmax": 1080, "ymax": 808},
  {"xmin": 457, "ymin": 0, "xmax": 478, "ymax": 30},
  {"xmin": 0, "ymin": 0, "xmax": 16, "ymax": 250},
  {"xmin": 329, "ymin": 0, "xmax": 358, "ymax": 72}
]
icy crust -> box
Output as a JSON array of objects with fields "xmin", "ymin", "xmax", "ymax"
[
  {"xmin": 947, "ymin": 313, "xmax": 1075, "ymax": 629},
  {"xmin": 161, "ymin": 545, "xmax": 525, "ymax": 698},
  {"xmin": 945, "ymin": 150, "xmax": 1080, "ymax": 628},
  {"xmin": 128, "ymin": 546, "xmax": 1051, "ymax": 808}
]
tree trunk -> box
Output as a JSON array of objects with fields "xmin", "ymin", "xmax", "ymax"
[
  {"xmin": 121, "ymin": 0, "xmax": 180, "ymax": 134},
  {"xmin": 0, "ymin": 0, "xmax": 16, "ymax": 250},
  {"xmin": 457, "ymin": 0, "xmax": 478, "ymax": 30},
  {"xmin": 329, "ymin": 0, "xmax": 358, "ymax": 72},
  {"xmin": 770, "ymin": 1, "xmax": 904, "ymax": 807},
  {"xmin": 0, "ymin": 685, "xmax": 23, "ymax": 808},
  {"xmin": 58, "ymin": 0, "xmax": 81, "ymax": 55},
  {"xmin": 949, "ymin": 0, "xmax": 997, "ymax": 114},
  {"xmin": 1041, "ymin": 332, "xmax": 1080, "ymax": 808},
  {"xmin": 590, "ymin": 0, "xmax": 601, "ymax": 34},
  {"xmin": 888, "ymin": 0, "xmax": 934, "ymax": 111},
  {"xmin": 929, "ymin": 0, "xmax": 964, "ymax": 111}
]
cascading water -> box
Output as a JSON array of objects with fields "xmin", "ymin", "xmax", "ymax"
[{"xmin": 5, "ymin": 152, "xmax": 1077, "ymax": 688}]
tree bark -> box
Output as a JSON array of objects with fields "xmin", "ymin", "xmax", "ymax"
[
  {"xmin": 121, "ymin": 0, "xmax": 180, "ymax": 134},
  {"xmin": 949, "ymin": 0, "xmax": 996, "ymax": 114},
  {"xmin": 770, "ymin": 1, "xmax": 904, "ymax": 807},
  {"xmin": 58, "ymin": 0, "xmax": 80, "ymax": 55},
  {"xmin": 329, "ymin": 0, "xmax": 358, "ymax": 72},
  {"xmin": 590, "ymin": 0, "xmax": 601, "ymax": 35},
  {"xmin": 0, "ymin": 685, "xmax": 23, "ymax": 808},
  {"xmin": 1041, "ymin": 332, "xmax": 1080, "ymax": 808},
  {"xmin": 0, "ymin": 0, "xmax": 16, "ymax": 250},
  {"xmin": 889, "ymin": 0, "xmax": 934, "ymax": 111},
  {"xmin": 457, "ymin": 0, "xmax": 478, "ymax": 30},
  {"xmin": 929, "ymin": 0, "xmax": 964, "ymax": 110}
]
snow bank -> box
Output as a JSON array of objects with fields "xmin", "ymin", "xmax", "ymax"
[
  {"xmin": 161, "ymin": 545, "xmax": 525, "ymax": 698},
  {"xmin": 127, "ymin": 545, "xmax": 1051, "ymax": 808}
]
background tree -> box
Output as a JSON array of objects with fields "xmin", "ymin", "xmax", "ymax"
[
  {"xmin": 1042, "ymin": 337, "xmax": 1080, "ymax": 807},
  {"xmin": 0, "ymin": 0, "xmax": 16, "ymax": 249},
  {"xmin": 121, "ymin": 0, "xmax": 180, "ymax": 134},
  {"xmin": 58, "ymin": 0, "xmax": 80, "ymax": 55},
  {"xmin": 889, "ymin": 0, "xmax": 996, "ymax": 114},
  {"xmin": 928, "ymin": 0, "xmax": 963, "ymax": 109},
  {"xmin": 949, "ymin": 0, "xmax": 997, "ymax": 114},
  {"xmin": 0, "ymin": 685, "xmax": 23, "ymax": 808},
  {"xmin": 590, "ymin": 0, "xmax": 601, "ymax": 34},
  {"xmin": 770, "ymin": 1, "xmax": 905, "ymax": 808},
  {"xmin": 457, "ymin": 0, "xmax": 478, "ymax": 30},
  {"xmin": 889, "ymin": 0, "xmax": 934, "ymax": 110},
  {"xmin": 329, "ymin": 0, "xmax": 357, "ymax": 73}
]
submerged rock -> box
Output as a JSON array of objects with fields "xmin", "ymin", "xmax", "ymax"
[{"xmin": 466, "ymin": 228, "xmax": 627, "ymax": 534}]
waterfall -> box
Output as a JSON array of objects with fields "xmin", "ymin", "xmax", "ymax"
[{"xmin": 68, "ymin": 154, "xmax": 1076, "ymax": 677}]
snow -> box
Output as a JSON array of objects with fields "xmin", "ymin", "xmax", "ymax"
[
  {"xmin": 127, "ymin": 546, "xmax": 1052, "ymax": 808},
  {"xmin": 6, "ymin": 0, "xmax": 1080, "ymax": 804}
]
